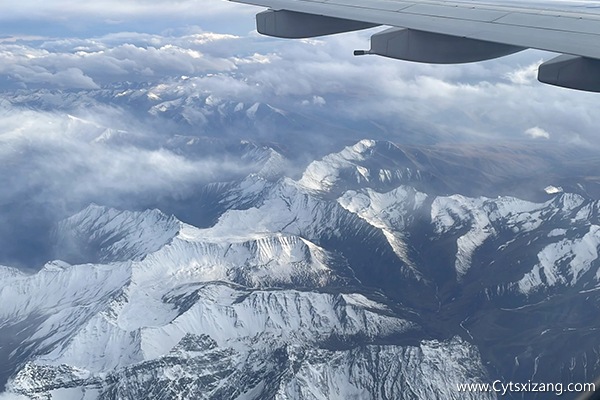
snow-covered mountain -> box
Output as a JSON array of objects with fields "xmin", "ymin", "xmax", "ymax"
[
  {"xmin": 298, "ymin": 139, "xmax": 433, "ymax": 194},
  {"xmin": 0, "ymin": 204, "xmax": 489, "ymax": 400},
  {"xmin": 2, "ymin": 80, "xmax": 349, "ymax": 161},
  {"xmin": 2, "ymin": 139, "xmax": 600, "ymax": 399}
]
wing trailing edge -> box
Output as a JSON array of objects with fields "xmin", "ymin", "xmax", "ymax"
[{"xmin": 231, "ymin": 0, "xmax": 600, "ymax": 92}]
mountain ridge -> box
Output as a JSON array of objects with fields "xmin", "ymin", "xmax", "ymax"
[{"xmin": 2, "ymin": 139, "xmax": 600, "ymax": 399}]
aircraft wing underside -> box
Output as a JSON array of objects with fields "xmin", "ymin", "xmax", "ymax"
[{"xmin": 229, "ymin": 0, "xmax": 600, "ymax": 92}]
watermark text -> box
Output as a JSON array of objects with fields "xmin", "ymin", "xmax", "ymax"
[{"xmin": 456, "ymin": 380, "xmax": 595, "ymax": 396}]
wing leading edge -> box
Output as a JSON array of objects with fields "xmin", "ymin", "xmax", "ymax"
[{"xmin": 230, "ymin": 0, "xmax": 600, "ymax": 92}]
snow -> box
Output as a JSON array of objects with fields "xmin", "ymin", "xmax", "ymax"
[
  {"xmin": 298, "ymin": 158, "xmax": 341, "ymax": 192},
  {"xmin": 1, "ymin": 202, "xmax": 417, "ymax": 382},
  {"xmin": 145, "ymin": 227, "xmax": 335, "ymax": 289},
  {"xmin": 338, "ymin": 186, "xmax": 427, "ymax": 269},
  {"xmin": 0, "ymin": 265, "xmax": 27, "ymax": 280},
  {"xmin": 2, "ymin": 138, "xmax": 597, "ymax": 399},
  {"xmin": 246, "ymin": 102, "xmax": 260, "ymax": 118},
  {"xmin": 0, "ymin": 394, "xmax": 29, "ymax": 400},
  {"xmin": 491, "ymin": 196, "xmax": 544, "ymax": 223},
  {"xmin": 431, "ymin": 192, "xmax": 587, "ymax": 279},
  {"xmin": 431, "ymin": 196, "xmax": 494, "ymax": 278},
  {"xmin": 0, "ymin": 228, "xmax": 350, "ymax": 380},
  {"xmin": 140, "ymin": 285, "xmax": 415, "ymax": 359},
  {"xmin": 275, "ymin": 337, "xmax": 493, "ymax": 400},
  {"xmin": 50, "ymin": 388, "xmax": 88, "ymax": 400},
  {"xmin": 0, "ymin": 200, "xmax": 357, "ymax": 377},
  {"xmin": 518, "ymin": 225, "xmax": 600, "ymax": 294},
  {"xmin": 235, "ymin": 382, "xmax": 267, "ymax": 400},
  {"xmin": 341, "ymin": 294, "xmax": 389, "ymax": 311},
  {"xmin": 338, "ymin": 186, "xmax": 428, "ymax": 231},
  {"xmin": 298, "ymin": 140, "xmax": 386, "ymax": 192},
  {"xmin": 55, "ymin": 204, "xmax": 180, "ymax": 262},
  {"xmin": 115, "ymin": 89, "xmax": 133, "ymax": 98},
  {"xmin": 573, "ymin": 203, "xmax": 593, "ymax": 222},
  {"xmin": 559, "ymin": 193, "xmax": 585, "ymax": 212},
  {"xmin": 147, "ymin": 92, "xmax": 161, "ymax": 101},
  {"xmin": 0, "ymin": 260, "xmax": 130, "ymax": 323},
  {"xmin": 548, "ymin": 228, "xmax": 567, "ymax": 237},
  {"xmin": 198, "ymin": 179, "xmax": 339, "ymax": 242}
]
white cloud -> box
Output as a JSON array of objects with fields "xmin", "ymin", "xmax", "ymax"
[
  {"xmin": 0, "ymin": 24, "xmax": 600, "ymax": 270},
  {"xmin": 1, "ymin": 28, "xmax": 597, "ymax": 147},
  {"xmin": 0, "ymin": 108, "xmax": 247, "ymax": 200},
  {"xmin": 544, "ymin": 185, "xmax": 563, "ymax": 194},
  {"xmin": 222, "ymin": 32, "xmax": 597, "ymax": 145},
  {"xmin": 189, "ymin": 33, "xmax": 241, "ymax": 45},
  {"xmin": 505, "ymin": 60, "xmax": 543, "ymax": 85},
  {"xmin": 0, "ymin": 34, "xmax": 242, "ymax": 88},
  {"xmin": 11, "ymin": 66, "xmax": 99, "ymax": 89},
  {"xmin": 312, "ymin": 96, "xmax": 326, "ymax": 106},
  {"xmin": 524, "ymin": 126, "xmax": 551, "ymax": 139}
]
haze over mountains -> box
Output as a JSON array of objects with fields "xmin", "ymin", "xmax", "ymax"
[
  {"xmin": 1, "ymin": 98, "xmax": 600, "ymax": 398},
  {"xmin": 2, "ymin": 75, "xmax": 600, "ymax": 269},
  {"xmin": 1, "ymin": 22, "xmax": 600, "ymax": 400}
]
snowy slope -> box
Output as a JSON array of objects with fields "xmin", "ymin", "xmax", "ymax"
[
  {"xmin": 3, "ymin": 139, "xmax": 600, "ymax": 399},
  {"xmin": 518, "ymin": 224, "xmax": 600, "ymax": 294},
  {"xmin": 0, "ymin": 199, "xmax": 493, "ymax": 400},
  {"xmin": 54, "ymin": 204, "xmax": 180, "ymax": 263},
  {"xmin": 430, "ymin": 192, "xmax": 591, "ymax": 281},
  {"xmin": 298, "ymin": 140, "xmax": 429, "ymax": 194},
  {"xmin": 338, "ymin": 186, "xmax": 428, "ymax": 270},
  {"xmin": 275, "ymin": 337, "xmax": 494, "ymax": 400}
]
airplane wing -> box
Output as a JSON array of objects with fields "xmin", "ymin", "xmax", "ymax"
[{"xmin": 229, "ymin": 0, "xmax": 600, "ymax": 92}]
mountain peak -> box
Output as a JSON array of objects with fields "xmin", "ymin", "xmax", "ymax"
[
  {"xmin": 351, "ymin": 139, "xmax": 377, "ymax": 154},
  {"xmin": 53, "ymin": 204, "xmax": 180, "ymax": 264},
  {"xmin": 298, "ymin": 139, "xmax": 426, "ymax": 194}
]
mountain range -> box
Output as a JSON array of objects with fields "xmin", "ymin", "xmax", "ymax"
[{"xmin": 1, "ymin": 138, "xmax": 600, "ymax": 399}]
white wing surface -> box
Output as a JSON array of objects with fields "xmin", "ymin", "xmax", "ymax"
[{"xmin": 230, "ymin": 0, "xmax": 600, "ymax": 91}]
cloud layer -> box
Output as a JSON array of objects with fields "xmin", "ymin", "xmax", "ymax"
[
  {"xmin": 525, "ymin": 126, "xmax": 551, "ymax": 139},
  {"xmin": 0, "ymin": 102, "xmax": 259, "ymax": 268},
  {"xmin": 1, "ymin": 14, "xmax": 600, "ymax": 268},
  {"xmin": 2, "ymin": 28, "xmax": 599, "ymax": 146}
]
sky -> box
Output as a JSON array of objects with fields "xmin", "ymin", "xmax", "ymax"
[
  {"xmin": 1, "ymin": 0, "xmax": 600, "ymax": 268},
  {"xmin": 0, "ymin": 0, "xmax": 256, "ymax": 36}
]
